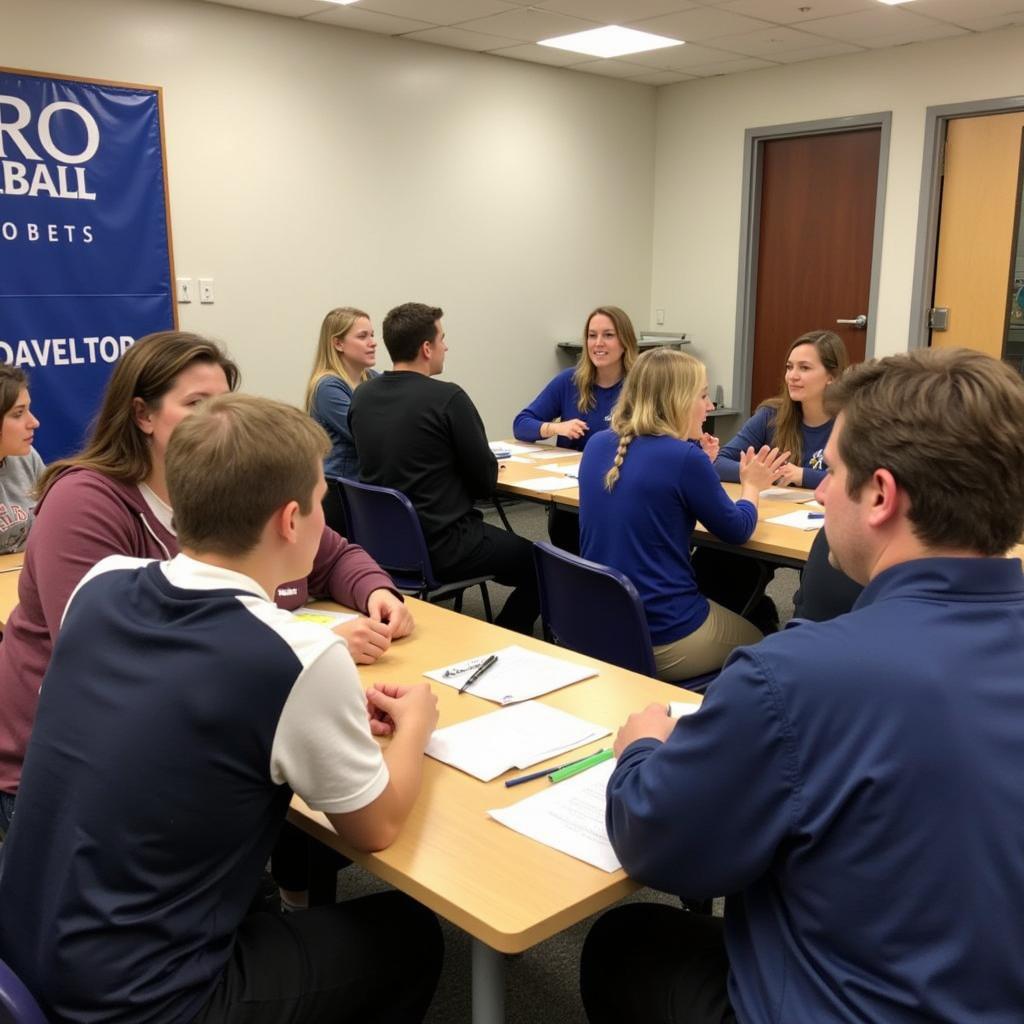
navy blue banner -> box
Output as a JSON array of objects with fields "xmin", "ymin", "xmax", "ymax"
[{"xmin": 0, "ymin": 70, "xmax": 174, "ymax": 462}]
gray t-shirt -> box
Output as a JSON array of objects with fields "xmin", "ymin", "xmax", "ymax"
[{"xmin": 0, "ymin": 448, "xmax": 44, "ymax": 553}]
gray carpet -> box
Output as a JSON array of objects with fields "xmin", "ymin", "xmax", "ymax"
[{"xmin": 336, "ymin": 498, "xmax": 800, "ymax": 1023}]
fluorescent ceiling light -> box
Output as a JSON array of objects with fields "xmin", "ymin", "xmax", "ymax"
[
  {"xmin": 877, "ymin": 0, "xmax": 916, "ymax": 5},
  {"xmin": 322, "ymin": 1, "xmax": 361, "ymax": 5},
  {"xmin": 538, "ymin": 25, "xmax": 683, "ymax": 59}
]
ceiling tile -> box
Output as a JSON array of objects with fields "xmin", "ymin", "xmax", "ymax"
[
  {"xmin": 911, "ymin": 0, "xmax": 1024, "ymax": 30},
  {"xmin": 956, "ymin": 12, "xmax": 1024, "ymax": 30},
  {"xmin": 705, "ymin": 24, "xmax": 841, "ymax": 55},
  {"xmin": 400, "ymin": 25, "xmax": 521, "ymax": 50},
  {"xmin": 357, "ymin": 0, "xmax": 517, "ymax": 24},
  {"xmin": 626, "ymin": 69, "xmax": 699, "ymax": 84},
  {"xmin": 768, "ymin": 39, "xmax": 865, "ymax": 60},
  {"xmin": 306, "ymin": 6, "xmax": 434, "ymax": 32},
  {"xmin": 628, "ymin": 7, "xmax": 775, "ymax": 41},
  {"xmin": 717, "ymin": 0, "xmax": 877, "ymax": 23},
  {"xmin": 623, "ymin": 41, "xmax": 748, "ymax": 68},
  {"xmin": 454, "ymin": 8, "xmax": 600, "ymax": 41},
  {"xmin": 488, "ymin": 42, "xmax": 593, "ymax": 65},
  {"xmin": 571, "ymin": 58, "xmax": 663, "ymax": 78},
  {"xmin": 203, "ymin": 0, "xmax": 333, "ymax": 15},
  {"xmin": 799, "ymin": 7, "xmax": 969, "ymax": 46},
  {"xmin": 684, "ymin": 55, "xmax": 779, "ymax": 75},
  {"xmin": 531, "ymin": 0, "xmax": 704, "ymax": 20}
]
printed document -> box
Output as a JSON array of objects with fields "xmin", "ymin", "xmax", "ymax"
[{"xmin": 765, "ymin": 510, "xmax": 824, "ymax": 531}]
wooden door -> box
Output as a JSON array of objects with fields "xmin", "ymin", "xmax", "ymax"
[
  {"xmin": 931, "ymin": 112, "xmax": 1024, "ymax": 356},
  {"xmin": 750, "ymin": 129, "xmax": 880, "ymax": 409}
]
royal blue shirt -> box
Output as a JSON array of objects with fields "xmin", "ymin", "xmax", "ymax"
[
  {"xmin": 714, "ymin": 405, "xmax": 832, "ymax": 488},
  {"xmin": 513, "ymin": 368, "xmax": 622, "ymax": 451},
  {"xmin": 608, "ymin": 556, "xmax": 1024, "ymax": 1023},
  {"xmin": 579, "ymin": 432, "xmax": 756, "ymax": 644},
  {"xmin": 310, "ymin": 371, "xmax": 379, "ymax": 479}
]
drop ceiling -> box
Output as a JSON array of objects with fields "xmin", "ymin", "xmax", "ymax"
[{"xmin": 198, "ymin": 0, "xmax": 1024, "ymax": 85}]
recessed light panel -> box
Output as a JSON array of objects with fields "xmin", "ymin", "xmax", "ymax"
[
  {"xmin": 538, "ymin": 25, "xmax": 683, "ymax": 59},
  {"xmin": 877, "ymin": 1, "xmax": 916, "ymax": 5}
]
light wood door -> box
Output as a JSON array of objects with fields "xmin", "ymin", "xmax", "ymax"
[
  {"xmin": 750, "ymin": 129, "xmax": 880, "ymax": 409},
  {"xmin": 931, "ymin": 112, "xmax": 1024, "ymax": 355}
]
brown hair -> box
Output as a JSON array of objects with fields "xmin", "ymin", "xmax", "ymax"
[
  {"xmin": 825, "ymin": 347, "xmax": 1024, "ymax": 555},
  {"xmin": 37, "ymin": 332, "xmax": 240, "ymax": 498},
  {"xmin": 0, "ymin": 364, "xmax": 28, "ymax": 422},
  {"xmin": 304, "ymin": 306, "xmax": 373, "ymax": 411},
  {"xmin": 382, "ymin": 303, "xmax": 443, "ymax": 364},
  {"xmin": 574, "ymin": 306, "xmax": 639, "ymax": 413},
  {"xmin": 761, "ymin": 330, "xmax": 849, "ymax": 464},
  {"xmin": 604, "ymin": 348, "xmax": 705, "ymax": 491},
  {"xmin": 166, "ymin": 394, "xmax": 330, "ymax": 557}
]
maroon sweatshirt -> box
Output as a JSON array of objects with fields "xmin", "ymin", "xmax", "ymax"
[{"xmin": 0, "ymin": 467, "xmax": 399, "ymax": 795}]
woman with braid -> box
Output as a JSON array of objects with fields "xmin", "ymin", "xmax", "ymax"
[{"xmin": 578, "ymin": 349, "xmax": 788, "ymax": 684}]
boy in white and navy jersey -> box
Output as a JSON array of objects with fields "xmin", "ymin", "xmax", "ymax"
[{"xmin": 0, "ymin": 394, "xmax": 443, "ymax": 1024}]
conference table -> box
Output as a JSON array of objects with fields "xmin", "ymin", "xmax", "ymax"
[
  {"xmin": 0, "ymin": 552, "xmax": 24, "ymax": 629},
  {"xmin": 288, "ymin": 595, "xmax": 696, "ymax": 1024},
  {"xmin": 494, "ymin": 439, "xmax": 818, "ymax": 567}
]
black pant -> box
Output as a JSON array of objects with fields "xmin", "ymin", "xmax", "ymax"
[
  {"xmin": 194, "ymin": 891, "xmax": 443, "ymax": 1023},
  {"xmin": 433, "ymin": 522, "xmax": 539, "ymax": 635},
  {"xmin": 547, "ymin": 506, "xmax": 580, "ymax": 555},
  {"xmin": 580, "ymin": 903, "xmax": 735, "ymax": 1024},
  {"xmin": 270, "ymin": 822, "xmax": 351, "ymax": 905}
]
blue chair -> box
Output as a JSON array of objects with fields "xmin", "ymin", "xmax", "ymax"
[
  {"xmin": 0, "ymin": 957, "xmax": 47, "ymax": 1024},
  {"xmin": 334, "ymin": 478, "xmax": 493, "ymax": 621},
  {"xmin": 532, "ymin": 542, "xmax": 717, "ymax": 693}
]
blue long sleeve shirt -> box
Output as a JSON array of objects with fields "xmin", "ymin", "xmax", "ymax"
[
  {"xmin": 310, "ymin": 371, "xmax": 378, "ymax": 479},
  {"xmin": 579, "ymin": 432, "xmax": 757, "ymax": 644},
  {"xmin": 607, "ymin": 556, "xmax": 1024, "ymax": 1023},
  {"xmin": 714, "ymin": 405, "xmax": 832, "ymax": 488},
  {"xmin": 513, "ymin": 368, "xmax": 621, "ymax": 451}
]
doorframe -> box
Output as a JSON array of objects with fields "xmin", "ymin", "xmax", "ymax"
[
  {"xmin": 733, "ymin": 112, "xmax": 891, "ymax": 416},
  {"xmin": 908, "ymin": 95, "xmax": 1024, "ymax": 350}
]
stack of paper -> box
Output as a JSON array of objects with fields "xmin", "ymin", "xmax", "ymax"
[
  {"xmin": 765, "ymin": 510, "xmax": 824, "ymax": 531},
  {"xmin": 426, "ymin": 702, "xmax": 610, "ymax": 782},
  {"xmin": 513, "ymin": 476, "xmax": 578, "ymax": 493},
  {"xmin": 426, "ymin": 644, "xmax": 597, "ymax": 704},
  {"xmin": 529, "ymin": 450, "xmax": 575, "ymax": 461},
  {"xmin": 488, "ymin": 757, "xmax": 621, "ymax": 872},
  {"xmin": 489, "ymin": 441, "xmax": 534, "ymax": 456}
]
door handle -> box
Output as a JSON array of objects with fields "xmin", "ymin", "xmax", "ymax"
[{"xmin": 836, "ymin": 315, "xmax": 867, "ymax": 329}]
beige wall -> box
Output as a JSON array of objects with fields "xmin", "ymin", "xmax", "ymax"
[
  {"xmin": 3, "ymin": 0, "xmax": 657, "ymax": 434},
  {"xmin": 651, "ymin": 25, "xmax": 1024, "ymax": 412}
]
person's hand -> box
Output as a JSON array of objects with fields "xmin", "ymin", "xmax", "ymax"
[
  {"xmin": 367, "ymin": 588, "xmax": 414, "ymax": 640},
  {"xmin": 739, "ymin": 445, "xmax": 792, "ymax": 491},
  {"xmin": 613, "ymin": 703, "xmax": 676, "ymax": 757},
  {"xmin": 334, "ymin": 616, "xmax": 392, "ymax": 664},
  {"xmin": 556, "ymin": 418, "xmax": 589, "ymax": 440},
  {"xmin": 774, "ymin": 463, "xmax": 804, "ymax": 488},
  {"xmin": 366, "ymin": 683, "xmax": 439, "ymax": 744},
  {"xmin": 699, "ymin": 432, "xmax": 720, "ymax": 462}
]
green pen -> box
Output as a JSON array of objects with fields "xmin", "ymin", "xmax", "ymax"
[{"xmin": 548, "ymin": 747, "xmax": 613, "ymax": 783}]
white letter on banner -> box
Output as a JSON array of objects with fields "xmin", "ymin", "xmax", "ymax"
[
  {"xmin": 99, "ymin": 336, "xmax": 119, "ymax": 362},
  {"xmin": 30, "ymin": 338, "xmax": 51, "ymax": 365},
  {"xmin": 29, "ymin": 165, "xmax": 58, "ymax": 198},
  {"xmin": 120, "ymin": 336, "xmax": 134, "ymax": 355},
  {"xmin": 51, "ymin": 339, "xmax": 68, "ymax": 365},
  {"xmin": 14, "ymin": 341, "xmax": 35, "ymax": 368},
  {"xmin": 0, "ymin": 342, "xmax": 12, "ymax": 363},
  {"xmin": 1, "ymin": 223, "xmax": 16, "ymax": 241},
  {"xmin": 37, "ymin": 102, "xmax": 99, "ymax": 164},
  {"xmin": 83, "ymin": 337, "xmax": 99, "ymax": 360},
  {"xmin": 0, "ymin": 97, "xmax": 41, "ymax": 160},
  {"xmin": 2, "ymin": 162, "xmax": 29, "ymax": 196}
]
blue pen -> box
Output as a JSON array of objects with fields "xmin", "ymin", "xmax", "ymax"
[{"xmin": 807, "ymin": 512, "xmax": 824, "ymax": 520}]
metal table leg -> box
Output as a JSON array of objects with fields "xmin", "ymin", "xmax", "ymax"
[{"xmin": 471, "ymin": 938, "xmax": 506, "ymax": 1024}]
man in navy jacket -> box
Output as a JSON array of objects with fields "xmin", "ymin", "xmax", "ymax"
[{"xmin": 581, "ymin": 348, "xmax": 1024, "ymax": 1024}]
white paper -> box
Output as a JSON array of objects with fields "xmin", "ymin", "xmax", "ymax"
[
  {"xmin": 535, "ymin": 463, "xmax": 581, "ymax": 478},
  {"xmin": 669, "ymin": 701, "xmax": 701, "ymax": 718},
  {"xmin": 799, "ymin": 498, "xmax": 823, "ymax": 508},
  {"xmin": 765, "ymin": 510, "xmax": 824, "ymax": 531},
  {"xmin": 292, "ymin": 608, "xmax": 358, "ymax": 628},
  {"xmin": 426, "ymin": 702, "xmax": 610, "ymax": 782},
  {"xmin": 513, "ymin": 476, "xmax": 579, "ymax": 493},
  {"xmin": 503, "ymin": 456, "xmax": 533, "ymax": 464},
  {"xmin": 426, "ymin": 644, "xmax": 597, "ymax": 704},
  {"xmin": 759, "ymin": 487, "xmax": 799, "ymax": 500},
  {"xmin": 488, "ymin": 758, "xmax": 621, "ymax": 872},
  {"xmin": 528, "ymin": 450, "xmax": 576, "ymax": 461},
  {"xmin": 490, "ymin": 441, "xmax": 534, "ymax": 456}
]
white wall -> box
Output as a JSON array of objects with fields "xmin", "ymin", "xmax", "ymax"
[
  {"xmin": 3, "ymin": 0, "xmax": 657, "ymax": 434},
  {"xmin": 651, "ymin": 26, "xmax": 1024, "ymax": 412}
]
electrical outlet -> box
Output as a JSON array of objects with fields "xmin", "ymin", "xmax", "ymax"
[
  {"xmin": 176, "ymin": 278, "xmax": 193, "ymax": 304},
  {"xmin": 198, "ymin": 278, "xmax": 215, "ymax": 304},
  {"xmin": 655, "ymin": 308, "xmax": 665, "ymax": 325}
]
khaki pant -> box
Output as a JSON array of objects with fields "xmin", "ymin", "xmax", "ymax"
[{"xmin": 653, "ymin": 599, "xmax": 762, "ymax": 683}]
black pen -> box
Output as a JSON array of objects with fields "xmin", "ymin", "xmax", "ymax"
[
  {"xmin": 504, "ymin": 748, "xmax": 609, "ymax": 787},
  {"xmin": 459, "ymin": 654, "xmax": 498, "ymax": 694}
]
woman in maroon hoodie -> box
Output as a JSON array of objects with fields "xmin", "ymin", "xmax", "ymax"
[{"xmin": 0, "ymin": 331, "xmax": 411, "ymax": 839}]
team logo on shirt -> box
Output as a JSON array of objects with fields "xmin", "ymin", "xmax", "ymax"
[{"xmin": 809, "ymin": 448, "xmax": 826, "ymax": 471}]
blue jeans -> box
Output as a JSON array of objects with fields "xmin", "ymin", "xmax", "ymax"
[{"xmin": 0, "ymin": 790, "xmax": 15, "ymax": 839}]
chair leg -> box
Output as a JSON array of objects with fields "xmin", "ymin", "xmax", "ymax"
[
  {"xmin": 479, "ymin": 582, "xmax": 493, "ymax": 623},
  {"xmin": 453, "ymin": 590, "xmax": 464, "ymax": 613},
  {"xmin": 493, "ymin": 495, "xmax": 517, "ymax": 535}
]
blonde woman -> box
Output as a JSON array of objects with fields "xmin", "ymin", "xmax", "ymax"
[
  {"xmin": 514, "ymin": 305, "xmax": 639, "ymax": 451},
  {"xmin": 578, "ymin": 348, "xmax": 787, "ymax": 683},
  {"xmin": 305, "ymin": 307, "xmax": 379, "ymax": 481}
]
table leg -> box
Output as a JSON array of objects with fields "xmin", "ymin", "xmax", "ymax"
[{"xmin": 471, "ymin": 938, "xmax": 506, "ymax": 1024}]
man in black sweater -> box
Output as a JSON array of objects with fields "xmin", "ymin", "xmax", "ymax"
[{"xmin": 349, "ymin": 302, "xmax": 538, "ymax": 634}]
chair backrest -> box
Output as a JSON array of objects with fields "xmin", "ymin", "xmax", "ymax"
[
  {"xmin": 333, "ymin": 478, "xmax": 438, "ymax": 593},
  {"xmin": 0, "ymin": 958, "xmax": 48, "ymax": 1024},
  {"xmin": 533, "ymin": 541, "xmax": 657, "ymax": 676}
]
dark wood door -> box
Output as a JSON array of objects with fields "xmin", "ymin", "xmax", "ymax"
[{"xmin": 750, "ymin": 128, "xmax": 880, "ymax": 409}]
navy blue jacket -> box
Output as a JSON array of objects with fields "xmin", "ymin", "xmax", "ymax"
[{"xmin": 608, "ymin": 557, "xmax": 1024, "ymax": 1022}]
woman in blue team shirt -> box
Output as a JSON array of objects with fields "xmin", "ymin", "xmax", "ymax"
[
  {"xmin": 305, "ymin": 306, "xmax": 379, "ymax": 533},
  {"xmin": 714, "ymin": 329, "xmax": 849, "ymax": 487},
  {"xmin": 579, "ymin": 348, "xmax": 787, "ymax": 684},
  {"xmin": 514, "ymin": 305, "xmax": 639, "ymax": 450}
]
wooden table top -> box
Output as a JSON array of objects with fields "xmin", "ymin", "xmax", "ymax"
[
  {"xmin": 288, "ymin": 595, "xmax": 697, "ymax": 953},
  {"xmin": 495, "ymin": 440, "xmax": 819, "ymax": 565}
]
